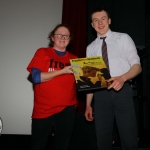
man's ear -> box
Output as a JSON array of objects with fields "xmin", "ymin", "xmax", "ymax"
[
  {"xmin": 109, "ymin": 18, "xmax": 111, "ymax": 25},
  {"xmin": 91, "ymin": 22, "xmax": 94, "ymax": 28}
]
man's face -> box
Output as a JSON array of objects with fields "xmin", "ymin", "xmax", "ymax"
[{"xmin": 91, "ymin": 10, "xmax": 111, "ymax": 37}]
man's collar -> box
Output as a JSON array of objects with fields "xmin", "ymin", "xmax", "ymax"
[{"xmin": 97, "ymin": 29, "xmax": 112, "ymax": 39}]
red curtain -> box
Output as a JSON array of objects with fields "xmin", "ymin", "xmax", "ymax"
[
  {"xmin": 62, "ymin": 0, "xmax": 87, "ymax": 58},
  {"xmin": 62, "ymin": 0, "xmax": 87, "ymax": 113}
]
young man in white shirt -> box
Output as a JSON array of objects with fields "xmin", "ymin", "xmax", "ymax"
[{"xmin": 85, "ymin": 6, "xmax": 142, "ymax": 150}]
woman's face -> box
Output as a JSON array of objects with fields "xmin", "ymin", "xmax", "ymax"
[{"xmin": 52, "ymin": 27, "xmax": 70, "ymax": 51}]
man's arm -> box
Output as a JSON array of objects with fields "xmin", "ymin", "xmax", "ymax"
[
  {"xmin": 85, "ymin": 93, "xmax": 94, "ymax": 121},
  {"xmin": 108, "ymin": 64, "xmax": 142, "ymax": 91}
]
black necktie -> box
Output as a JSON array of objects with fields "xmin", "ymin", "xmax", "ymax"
[{"xmin": 100, "ymin": 37, "xmax": 110, "ymax": 71}]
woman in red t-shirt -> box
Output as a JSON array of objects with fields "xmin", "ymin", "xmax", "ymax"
[{"xmin": 27, "ymin": 23, "xmax": 78, "ymax": 150}]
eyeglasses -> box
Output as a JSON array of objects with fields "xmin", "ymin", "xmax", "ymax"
[{"xmin": 54, "ymin": 34, "xmax": 70, "ymax": 40}]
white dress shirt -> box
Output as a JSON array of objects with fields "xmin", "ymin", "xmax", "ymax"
[{"xmin": 86, "ymin": 30, "xmax": 141, "ymax": 77}]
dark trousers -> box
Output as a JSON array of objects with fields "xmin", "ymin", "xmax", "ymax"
[
  {"xmin": 94, "ymin": 83, "xmax": 138, "ymax": 150},
  {"xmin": 30, "ymin": 106, "xmax": 76, "ymax": 150}
]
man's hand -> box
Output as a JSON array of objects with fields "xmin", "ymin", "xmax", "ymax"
[
  {"xmin": 85, "ymin": 106, "xmax": 94, "ymax": 121},
  {"xmin": 107, "ymin": 75, "xmax": 126, "ymax": 91},
  {"xmin": 107, "ymin": 64, "xmax": 142, "ymax": 91}
]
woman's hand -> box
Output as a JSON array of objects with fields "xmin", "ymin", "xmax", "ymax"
[{"xmin": 61, "ymin": 66, "xmax": 73, "ymax": 74}]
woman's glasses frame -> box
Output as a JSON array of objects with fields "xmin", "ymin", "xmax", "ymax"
[{"xmin": 54, "ymin": 34, "xmax": 70, "ymax": 40}]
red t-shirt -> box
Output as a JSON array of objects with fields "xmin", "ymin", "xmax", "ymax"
[{"xmin": 27, "ymin": 47, "xmax": 78, "ymax": 118}]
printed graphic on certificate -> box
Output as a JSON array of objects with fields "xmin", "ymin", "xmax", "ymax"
[{"xmin": 70, "ymin": 56, "xmax": 111, "ymax": 91}]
